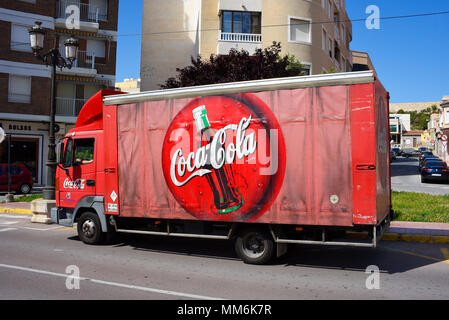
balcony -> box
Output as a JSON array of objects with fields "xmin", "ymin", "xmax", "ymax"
[
  {"xmin": 56, "ymin": 97, "xmax": 87, "ymax": 117},
  {"xmin": 218, "ymin": 32, "xmax": 262, "ymax": 55},
  {"xmin": 220, "ymin": 32, "xmax": 261, "ymax": 43},
  {"xmin": 55, "ymin": 0, "xmax": 108, "ymax": 32},
  {"xmin": 57, "ymin": 50, "xmax": 98, "ymax": 77}
]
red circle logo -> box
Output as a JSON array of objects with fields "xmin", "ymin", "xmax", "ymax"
[{"xmin": 161, "ymin": 94, "xmax": 286, "ymax": 222}]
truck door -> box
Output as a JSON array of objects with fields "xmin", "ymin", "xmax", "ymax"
[{"xmin": 59, "ymin": 137, "xmax": 96, "ymax": 208}]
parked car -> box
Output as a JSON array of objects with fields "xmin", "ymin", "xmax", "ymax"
[
  {"xmin": 419, "ymin": 156, "xmax": 442, "ymax": 172},
  {"xmin": 391, "ymin": 147, "xmax": 401, "ymax": 157},
  {"xmin": 401, "ymin": 148, "xmax": 421, "ymax": 158},
  {"xmin": 418, "ymin": 147, "xmax": 430, "ymax": 153},
  {"xmin": 390, "ymin": 150, "xmax": 396, "ymax": 161},
  {"xmin": 421, "ymin": 161, "xmax": 449, "ymax": 183},
  {"xmin": 0, "ymin": 164, "xmax": 33, "ymax": 194}
]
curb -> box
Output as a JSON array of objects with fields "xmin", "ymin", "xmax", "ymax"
[
  {"xmin": 346, "ymin": 231, "xmax": 449, "ymax": 244},
  {"xmin": 0, "ymin": 207, "xmax": 33, "ymax": 215}
]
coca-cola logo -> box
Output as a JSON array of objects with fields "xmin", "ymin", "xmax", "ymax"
[
  {"xmin": 63, "ymin": 178, "xmax": 85, "ymax": 190},
  {"xmin": 162, "ymin": 94, "xmax": 286, "ymax": 222},
  {"xmin": 170, "ymin": 115, "xmax": 256, "ymax": 187}
]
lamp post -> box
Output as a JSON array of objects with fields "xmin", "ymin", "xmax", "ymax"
[{"xmin": 29, "ymin": 21, "xmax": 79, "ymax": 200}]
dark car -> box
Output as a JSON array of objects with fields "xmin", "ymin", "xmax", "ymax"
[
  {"xmin": 420, "ymin": 161, "xmax": 449, "ymax": 183},
  {"xmin": 401, "ymin": 148, "xmax": 421, "ymax": 158},
  {"xmin": 418, "ymin": 147, "xmax": 429, "ymax": 153},
  {"xmin": 390, "ymin": 150, "xmax": 396, "ymax": 161},
  {"xmin": 0, "ymin": 164, "xmax": 33, "ymax": 194},
  {"xmin": 419, "ymin": 154, "xmax": 441, "ymax": 171},
  {"xmin": 391, "ymin": 147, "xmax": 401, "ymax": 157}
]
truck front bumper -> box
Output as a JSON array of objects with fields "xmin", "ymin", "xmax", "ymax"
[{"xmin": 50, "ymin": 207, "xmax": 75, "ymax": 227}]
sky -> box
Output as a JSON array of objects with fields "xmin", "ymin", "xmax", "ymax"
[{"xmin": 115, "ymin": 0, "xmax": 449, "ymax": 103}]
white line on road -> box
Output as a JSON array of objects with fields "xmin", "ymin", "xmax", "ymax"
[
  {"xmin": 0, "ymin": 263, "xmax": 226, "ymax": 300},
  {"xmin": 0, "ymin": 228, "xmax": 18, "ymax": 232},
  {"xmin": 0, "ymin": 221, "xmax": 18, "ymax": 225},
  {"xmin": 0, "ymin": 214, "xmax": 31, "ymax": 220}
]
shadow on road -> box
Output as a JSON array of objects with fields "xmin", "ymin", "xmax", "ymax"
[
  {"xmin": 67, "ymin": 232, "xmax": 444, "ymax": 275},
  {"xmin": 390, "ymin": 157, "xmax": 420, "ymax": 177}
]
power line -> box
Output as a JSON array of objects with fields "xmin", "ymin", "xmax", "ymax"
[{"xmin": 116, "ymin": 9, "xmax": 449, "ymax": 37}]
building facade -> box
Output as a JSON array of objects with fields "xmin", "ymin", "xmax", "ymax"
[
  {"xmin": 0, "ymin": 0, "xmax": 118, "ymax": 186},
  {"xmin": 141, "ymin": 0, "xmax": 353, "ymax": 91},
  {"xmin": 115, "ymin": 77, "xmax": 141, "ymax": 94},
  {"xmin": 389, "ymin": 113, "xmax": 410, "ymax": 145}
]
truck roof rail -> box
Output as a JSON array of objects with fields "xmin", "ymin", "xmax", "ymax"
[{"xmin": 104, "ymin": 71, "xmax": 375, "ymax": 106}]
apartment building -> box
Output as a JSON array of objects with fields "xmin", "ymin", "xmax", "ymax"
[
  {"xmin": 141, "ymin": 0, "xmax": 353, "ymax": 90},
  {"xmin": 0, "ymin": 0, "xmax": 118, "ymax": 186}
]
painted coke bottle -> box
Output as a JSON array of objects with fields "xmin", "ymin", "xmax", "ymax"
[{"xmin": 192, "ymin": 105, "xmax": 243, "ymax": 214}]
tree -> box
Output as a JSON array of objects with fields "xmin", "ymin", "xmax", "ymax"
[
  {"xmin": 160, "ymin": 42, "xmax": 304, "ymax": 89},
  {"xmin": 391, "ymin": 104, "xmax": 440, "ymax": 131}
]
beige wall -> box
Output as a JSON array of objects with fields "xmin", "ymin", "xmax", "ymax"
[
  {"xmin": 140, "ymin": 0, "xmax": 202, "ymax": 90},
  {"xmin": 141, "ymin": 0, "xmax": 353, "ymax": 90}
]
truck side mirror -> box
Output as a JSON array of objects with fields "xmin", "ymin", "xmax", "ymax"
[{"xmin": 57, "ymin": 141, "xmax": 64, "ymax": 164}]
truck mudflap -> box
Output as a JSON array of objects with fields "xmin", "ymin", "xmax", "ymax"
[{"xmin": 51, "ymin": 196, "xmax": 108, "ymax": 232}]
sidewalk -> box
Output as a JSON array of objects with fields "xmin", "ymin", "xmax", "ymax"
[
  {"xmin": 0, "ymin": 202, "xmax": 32, "ymax": 215},
  {"xmin": 0, "ymin": 202, "xmax": 448, "ymax": 243}
]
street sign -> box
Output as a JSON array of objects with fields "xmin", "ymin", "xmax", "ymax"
[
  {"xmin": 0, "ymin": 127, "xmax": 5, "ymax": 144},
  {"xmin": 442, "ymin": 135, "xmax": 448, "ymax": 147}
]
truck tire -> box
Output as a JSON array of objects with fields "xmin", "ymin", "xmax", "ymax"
[
  {"xmin": 234, "ymin": 227, "xmax": 274, "ymax": 265},
  {"xmin": 77, "ymin": 211, "xmax": 103, "ymax": 245}
]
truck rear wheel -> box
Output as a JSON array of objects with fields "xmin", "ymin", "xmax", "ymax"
[
  {"xmin": 77, "ymin": 211, "xmax": 103, "ymax": 245},
  {"xmin": 234, "ymin": 227, "xmax": 274, "ymax": 265}
]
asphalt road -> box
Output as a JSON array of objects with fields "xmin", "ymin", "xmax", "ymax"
[
  {"xmin": 0, "ymin": 213, "xmax": 448, "ymax": 300},
  {"xmin": 391, "ymin": 156, "xmax": 449, "ymax": 195}
]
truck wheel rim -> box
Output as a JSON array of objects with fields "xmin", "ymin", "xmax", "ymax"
[
  {"xmin": 82, "ymin": 219, "xmax": 96, "ymax": 238},
  {"xmin": 242, "ymin": 234, "xmax": 265, "ymax": 258}
]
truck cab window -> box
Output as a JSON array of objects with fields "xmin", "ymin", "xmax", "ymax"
[
  {"xmin": 62, "ymin": 139, "xmax": 73, "ymax": 168},
  {"xmin": 73, "ymin": 138, "xmax": 95, "ymax": 165}
]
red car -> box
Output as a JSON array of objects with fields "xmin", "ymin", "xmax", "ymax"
[{"xmin": 0, "ymin": 164, "xmax": 33, "ymax": 194}]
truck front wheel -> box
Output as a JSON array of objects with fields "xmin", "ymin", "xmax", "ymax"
[
  {"xmin": 77, "ymin": 211, "xmax": 103, "ymax": 245},
  {"xmin": 234, "ymin": 227, "xmax": 274, "ymax": 265}
]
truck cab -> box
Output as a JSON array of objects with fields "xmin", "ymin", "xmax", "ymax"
[{"xmin": 52, "ymin": 90, "xmax": 122, "ymax": 239}]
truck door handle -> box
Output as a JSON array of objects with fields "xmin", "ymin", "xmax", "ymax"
[
  {"xmin": 356, "ymin": 164, "xmax": 376, "ymax": 171},
  {"xmin": 86, "ymin": 180, "xmax": 95, "ymax": 187}
]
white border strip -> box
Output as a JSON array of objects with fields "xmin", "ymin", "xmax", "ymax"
[
  {"xmin": 0, "ymin": 263, "xmax": 226, "ymax": 300},
  {"xmin": 104, "ymin": 71, "xmax": 374, "ymax": 106}
]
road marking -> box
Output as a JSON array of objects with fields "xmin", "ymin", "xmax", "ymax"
[
  {"xmin": 0, "ymin": 263, "xmax": 226, "ymax": 300},
  {"xmin": 56, "ymin": 227, "xmax": 76, "ymax": 231},
  {"xmin": 0, "ymin": 221, "xmax": 18, "ymax": 225},
  {"xmin": 380, "ymin": 246, "xmax": 449, "ymax": 264},
  {"xmin": 0, "ymin": 214, "xmax": 31, "ymax": 220},
  {"xmin": 0, "ymin": 228, "xmax": 18, "ymax": 232}
]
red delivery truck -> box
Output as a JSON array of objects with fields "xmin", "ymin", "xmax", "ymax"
[{"xmin": 52, "ymin": 70, "xmax": 392, "ymax": 264}]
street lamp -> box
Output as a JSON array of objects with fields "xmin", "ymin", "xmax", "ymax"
[{"xmin": 29, "ymin": 21, "xmax": 79, "ymax": 200}]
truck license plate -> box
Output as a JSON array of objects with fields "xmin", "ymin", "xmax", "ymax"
[{"xmin": 431, "ymin": 174, "xmax": 441, "ymax": 176}]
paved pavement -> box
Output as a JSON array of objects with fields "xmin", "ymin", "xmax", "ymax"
[
  {"xmin": 0, "ymin": 213, "xmax": 448, "ymax": 300},
  {"xmin": 391, "ymin": 157, "xmax": 449, "ymax": 195}
]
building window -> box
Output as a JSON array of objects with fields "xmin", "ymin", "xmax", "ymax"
[
  {"xmin": 289, "ymin": 17, "xmax": 311, "ymax": 44},
  {"xmin": 301, "ymin": 63, "xmax": 311, "ymax": 76},
  {"xmin": 8, "ymin": 75, "xmax": 31, "ymax": 103},
  {"xmin": 328, "ymin": 38, "xmax": 333, "ymax": 58},
  {"xmin": 11, "ymin": 24, "xmax": 32, "ymax": 52},
  {"xmin": 221, "ymin": 11, "xmax": 261, "ymax": 34},
  {"xmin": 322, "ymin": 27, "xmax": 328, "ymax": 52},
  {"xmin": 446, "ymin": 110, "xmax": 449, "ymax": 124}
]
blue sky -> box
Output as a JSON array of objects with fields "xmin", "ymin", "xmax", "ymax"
[{"xmin": 116, "ymin": 0, "xmax": 449, "ymax": 103}]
